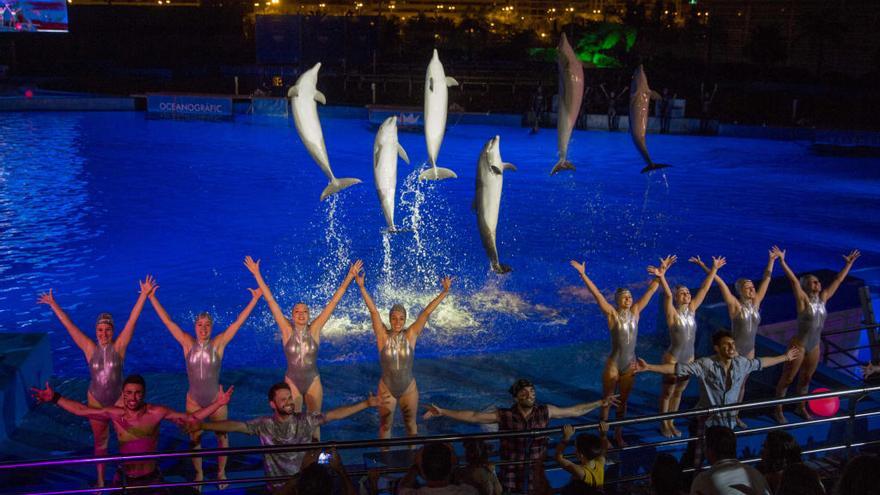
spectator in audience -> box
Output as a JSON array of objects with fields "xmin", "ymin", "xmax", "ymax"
[
  {"xmin": 757, "ymin": 431, "xmax": 801, "ymax": 492},
  {"xmin": 397, "ymin": 442, "xmax": 478, "ymax": 494},
  {"xmin": 31, "ymin": 375, "xmax": 231, "ymax": 490},
  {"xmin": 454, "ymin": 439, "xmax": 502, "ymax": 495},
  {"xmin": 423, "ymin": 379, "xmax": 616, "ymax": 494},
  {"xmin": 554, "ymin": 422, "xmax": 608, "ymax": 489},
  {"xmin": 651, "ymin": 453, "xmax": 684, "ymax": 495},
  {"xmin": 776, "ymin": 462, "xmax": 824, "ymax": 495},
  {"xmin": 635, "ymin": 331, "xmax": 798, "ymax": 429},
  {"xmin": 834, "ymin": 454, "xmax": 880, "ymax": 495},
  {"xmin": 862, "ymin": 362, "xmax": 878, "ymax": 378},
  {"xmin": 284, "ymin": 448, "xmax": 356, "ymax": 495},
  {"xmin": 192, "ymin": 382, "xmax": 381, "ymax": 494},
  {"xmin": 689, "ymin": 426, "xmax": 770, "ymax": 495}
]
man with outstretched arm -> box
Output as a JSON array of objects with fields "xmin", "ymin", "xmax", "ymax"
[
  {"xmin": 422, "ymin": 378, "xmax": 618, "ymax": 495},
  {"xmin": 634, "ymin": 330, "xmax": 799, "ymax": 429},
  {"xmin": 634, "ymin": 330, "xmax": 798, "ymax": 469},
  {"xmin": 192, "ymin": 381, "xmax": 382, "ymax": 494},
  {"xmin": 32, "ymin": 374, "xmax": 233, "ymax": 488}
]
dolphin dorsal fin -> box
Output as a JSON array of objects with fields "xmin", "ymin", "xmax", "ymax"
[
  {"xmin": 503, "ymin": 162, "xmax": 517, "ymax": 172},
  {"xmin": 314, "ymin": 91, "xmax": 327, "ymax": 104},
  {"xmin": 650, "ymin": 90, "xmax": 661, "ymax": 100},
  {"xmin": 429, "ymin": 77, "xmax": 434, "ymax": 92},
  {"xmin": 446, "ymin": 77, "xmax": 459, "ymax": 87},
  {"xmin": 398, "ymin": 144, "xmax": 410, "ymax": 164},
  {"xmin": 287, "ymin": 86, "xmax": 299, "ymax": 98}
]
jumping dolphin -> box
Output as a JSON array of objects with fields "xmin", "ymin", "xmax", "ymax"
[
  {"xmin": 628, "ymin": 65, "xmax": 671, "ymax": 173},
  {"xmin": 288, "ymin": 62, "xmax": 362, "ymax": 200},
  {"xmin": 373, "ymin": 116, "xmax": 410, "ymax": 232},
  {"xmin": 474, "ymin": 135, "xmax": 516, "ymax": 274},
  {"xmin": 420, "ymin": 49, "xmax": 459, "ymax": 181},
  {"xmin": 550, "ymin": 33, "xmax": 584, "ymax": 176}
]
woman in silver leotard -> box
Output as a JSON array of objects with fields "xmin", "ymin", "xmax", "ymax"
[
  {"xmin": 570, "ymin": 257, "xmax": 670, "ymax": 447},
  {"xmin": 704, "ymin": 250, "xmax": 777, "ymax": 428},
  {"xmin": 773, "ymin": 246, "xmax": 860, "ymax": 424},
  {"xmin": 37, "ymin": 277, "xmax": 154, "ymax": 489},
  {"xmin": 244, "ymin": 256, "xmax": 359, "ymax": 417},
  {"xmin": 657, "ymin": 255, "xmax": 721, "ymax": 438},
  {"xmin": 356, "ymin": 267, "xmax": 451, "ymax": 439},
  {"xmin": 149, "ymin": 283, "xmax": 262, "ymax": 485}
]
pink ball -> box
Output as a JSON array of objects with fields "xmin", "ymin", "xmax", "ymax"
[
  {"xmin": 24, "ymin": 89, "xmax": 34, "ymax": 99},
  {"xmin": 807, "ymin": 388, "xmax": 840, "ymax": 417}
]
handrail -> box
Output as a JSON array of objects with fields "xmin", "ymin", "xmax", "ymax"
[
  {"xmin": 4, "ymin": 385, "xmax": 878, "ymax": 471},
  {"xmin": 3, "ymin": 385, "xmax": 879, "ymax": 494},
  {"xmin": 820, "ymin": 322, "xmax": 879, "ymax": 338}
]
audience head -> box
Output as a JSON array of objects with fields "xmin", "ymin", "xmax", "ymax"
[
  {"xmin": 462, "ymin": 439, "xmax": 491, "ymax": 466},
  {"xmin": 296, "ymin": 462, "xmax": 333, "ymax": 495},
  {"xmin": 574, "ymin": 433, "xmax": 603, "ymax": 462},
  {"xmin": 835, "ymin": 454, "xmax": 880, "ymax": 495},
  {"xmin": 761, "ymin": 430, "xmax": 802, "ymax": 472},
  {"xmin": 420, "ymin": 442, "xmax": 456, "ymax": 484},
  {"xmin": 705, "ymin": 426, "xmax": 737, "ymax": 464},
  {"xmin": 651, "ymin": 453, "xmax": 682, "ymax": 495},
  {"xmin": 778, "ymin": 462, "xmax": 825, "ymax": 495}
]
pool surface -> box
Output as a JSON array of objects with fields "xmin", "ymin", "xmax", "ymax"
[{"xmin": 1, "ymin": 110, "xmax": 879, "ymax": 377}]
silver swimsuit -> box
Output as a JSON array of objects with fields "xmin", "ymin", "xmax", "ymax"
[
  {"xmin": 186, "ymin": 340, "xmax": 222, "ymax": 408},
  {"xmin": 666, "ymin": 305, "xmax": 696, "ymax": 363},
  {"xmin": 284, "ymin": 327, "xmax": 320, "ymax": 395},
  {"xmin": 732, "ymin": 301, "xmax": 761, "ymax": 356},
  {"xmin": 88, "ymin": 344, "xmax": 123, "ymax": 407},
  {"xmin": 797, "ymin": 295, "xmax": 827, "ymax": 352},
  {"xmin": 609, "ymin": 310, "xmax": 638, "ymax": 371},
  {"xmin": 380, "ymin": 331, "xmax": 414, "ymax": 398}
]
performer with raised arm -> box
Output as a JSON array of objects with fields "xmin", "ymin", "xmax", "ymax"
[
  {"xmin": 355, "ymin": 266, "xmax": 451, "ymax": 438},
  {"xmin": 772, "ymin": 246, "xmax": 860, "ymax": 423},
  {"xmin": 36, "ymin": 277, "xmax": 155, "ymax": 488},
  {"xmin": 569, "ymin": 256, "xmax": 670, "ymax": 447},
  {"xmin": 193, "ymin": 382, "xmax": 381, "ymax": 494},
  {"xmin": 31, "ymin": 375, "xmax": 233, "ymax": 488},
  {"xmin": 423, "ymin": 378, "xmax": 617, "ymax": 494},
  {"xmin": 695, "ymin": 249, "xmax": 777, "ymax": 428},
  {"xmin": 635, "ymin": 331, "xmax": 798, "ymax": 467},
  {"xmin": 656, "ymin": 255, "xmax": 722, "ymax": 438},
  {"xmin": 148, "ymin": 281, "xmax": 262, "ymax": 486},
  {"xmin": 243, "ymin": 256, "xmax": 360, "ymax": 419}
]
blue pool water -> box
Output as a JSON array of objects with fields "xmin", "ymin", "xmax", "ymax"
[{"xmin": 1, "ymin": 111, "xmax": 879, "ymax": 378}]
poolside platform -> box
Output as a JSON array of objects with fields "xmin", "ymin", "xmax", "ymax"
[{"xmin": 1, "ymin": 330, "xmax": 877, "ymax": 493}]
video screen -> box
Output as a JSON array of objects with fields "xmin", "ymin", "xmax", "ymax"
[{"xmin": 1, "ymin": 0, "xmax": 68, "ymax": 33}]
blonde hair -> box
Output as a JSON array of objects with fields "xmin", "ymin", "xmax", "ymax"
[{"xmin": 95, "ymin": 313, "xmax": 114, "ymax": 328}]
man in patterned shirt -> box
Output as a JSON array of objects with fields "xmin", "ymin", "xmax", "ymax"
[
  {"xmin": 195, "ymin": 382, "xmax": 381, "ymax": 493},
  {"xmin": 424, "ymin": 379, "xmax": 617, "ymax": 494}
]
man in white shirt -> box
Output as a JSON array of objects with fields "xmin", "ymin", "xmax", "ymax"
[{"xmin": 690, "ymin": 426, "xmax": 770, "ymax": 495}]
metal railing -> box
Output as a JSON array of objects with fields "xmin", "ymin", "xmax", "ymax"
[
  {"xmin": 820, "ymin": 323, "xmax": 879, "ymax": 380},
  {"xmin": 1, "ymin": 385, "xmax": 879, "ymax": 494}
]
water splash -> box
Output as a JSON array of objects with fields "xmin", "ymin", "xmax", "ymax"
[
  {"xmin": 314, "ymin": 194, "xmax": 352, "ymax": 301},
  {"xmin": 380, "ymin": 233, "xmax": 394, "ymax": 288}
]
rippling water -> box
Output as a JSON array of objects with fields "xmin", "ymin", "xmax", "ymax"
[{"xmin": 1, "ymin": 111, "xmax": 878, "ymax": 376}]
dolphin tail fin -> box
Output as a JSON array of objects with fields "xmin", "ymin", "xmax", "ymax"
[
  {"xmin": 491, "ymin": 262, "xmax": 512, "ymax": 275},
  {"xmin": 320, "ymin": 177, "xmax": 362, "ymax": 200},
  {"xmin": 550, "ymin": 159, "xmax": 576, "ymax": 176},
  {"xmin": 640, "ymin": 163, "xmax": 672, "ymax": 174},
  {"xmin": 418, "ymin": 167, "xmax": 458, "ymax": 181}
]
